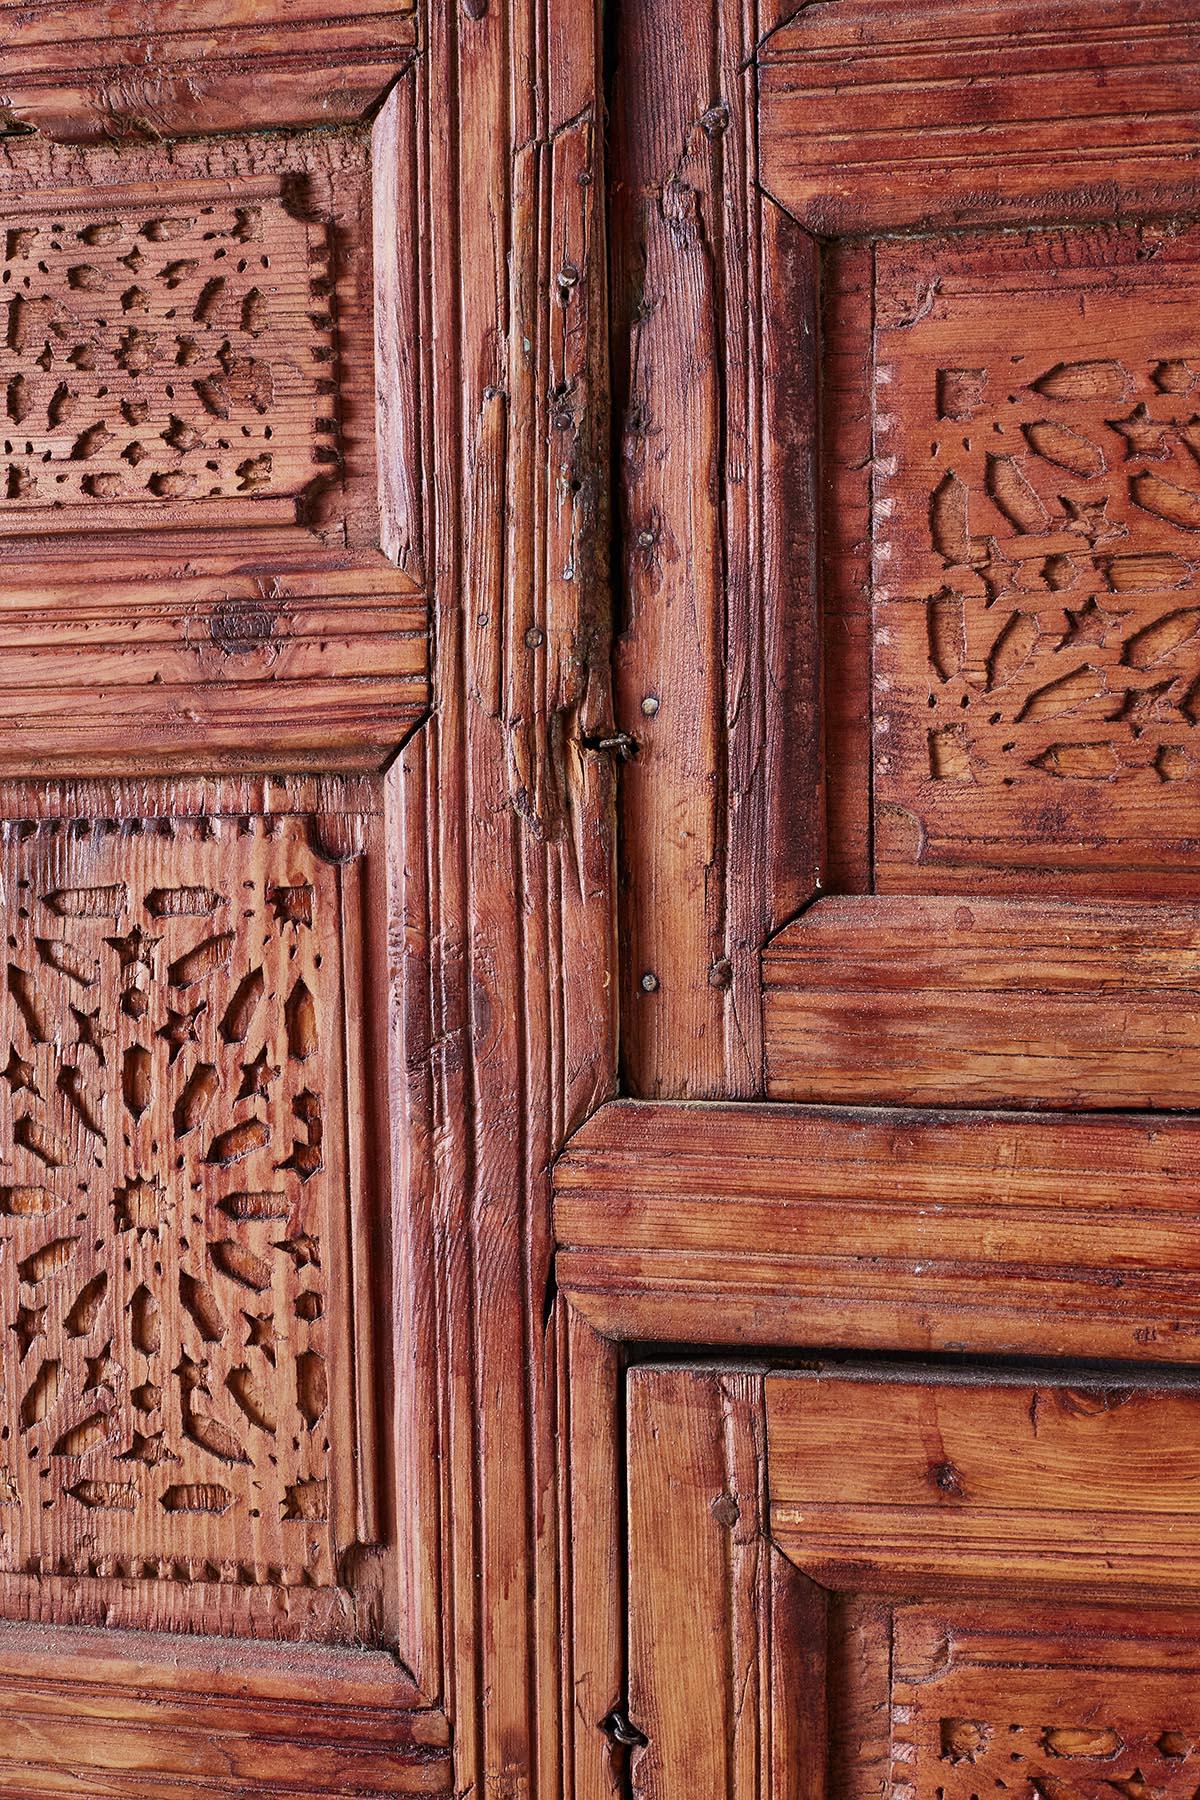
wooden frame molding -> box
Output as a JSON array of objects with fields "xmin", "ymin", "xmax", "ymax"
[
  {"xmin": 624, "ymin": 1362, "xmax": 1200, "ymax": 1798},
  {"xmin": 0, "ymin": 2, "xmax": 419, "ymax": 141},
  {"xmin": 555, "ymin": 1098, "xmax": 1200, "ymax": 1362}
]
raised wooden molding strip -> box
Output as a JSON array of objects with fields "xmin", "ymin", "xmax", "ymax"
[
  {"xmin": 0, "ymin": 1, "xmax": 418, "ymax": 140},
  {"xmin": 759, "ymin": 0, "xmax": 1200, "ymax": 233},
  {"xmin": 554, "ymin": 1098, "xmax": 1200, "ymax": 1360},
  {"xmin": 768, "ymin": 1368, "xmax": 1200, "ymax": 1598},
  {"xmin": 763, "ymin": 895, "xmax": 1200, "ymax": 1108}
]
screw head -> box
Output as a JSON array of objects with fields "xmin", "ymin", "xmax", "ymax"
[
  {"xmin": 640, "ymin": 972, "xmax": 659, "ymax": 993},
  {"xmin": 641, "ymin": 694, "xmax": 659, "ymax": 717}
]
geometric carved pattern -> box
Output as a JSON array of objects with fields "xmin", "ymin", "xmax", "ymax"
[
  {"xmin": 0, "ymin": 804, "xmax": 384, "ymax": 1641},
  {"xmin": 889, "ymin": 1604, "xmax": 1200, "ymax": 1800},
  {"xmin": 0, "ymin": 187, "xmax": 334, "ymax": 525},
  {"xmin": 921, "ymin": 1715, "xmax": 1200, "ymax": 1799},
  {"xmin": 870, "ymin": 223, "xmax": 1200, "ymax": 892}
]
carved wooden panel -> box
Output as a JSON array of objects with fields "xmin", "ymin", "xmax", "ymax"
[
  {"xmin": 0, "ymin": 182, "xmax": 330, "ymax": 524},
  {"xmin": 869, "ymin": 224, "xmax": 1200, "ymax": 895},
  {"xmin": 888, "ymin": 1603, "xmax": 1200, "ymax": 1800},
  {"xmin": 0, "ymin": 118, "xmax": 425, "ymax": 774},
  {"xmin": 0, "ymin": 781, "xmax": 393, "ymax": 1646}
]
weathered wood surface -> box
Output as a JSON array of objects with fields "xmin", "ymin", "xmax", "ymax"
[
  {"xmin": 626, "ymin": 1366, "xmax": 818, "ymax": 1800},
  {"xmin": 861, "ymin": 224, "xmax": 1200, "ymax": 895},
  {"xmin": 585, "ymin": 5, "xmax": 1200, "ymax": 1799},
  {"xmin": 611, "ymin": 0, "xmax": 817, "ymax": 1099},
  {"xmin": 760, "ymin": 0, "xmax": 1200, "ymax": 233},
  {"xmin": 0, "ymin": 118, "xmax": 425, "ymax": 772},
  {"xmin": 889, "ymin": 1601, "xmax": 1200, "ymax": 1800},
  {"xmin": 769, "ymin": 1369, "xmax": 1200, "ymax": 1596},
  {"xmin": 0, "ymin": 0, "xmax": 615, "ymax": 1795},
  {"xmin": 764, "ymin": 896, "xmax": 1200, "ymax": 1108},
  {"xmin": 555, "ymin": 1098, "xmax": 1200, "ymax": 1360},
  {"xmin": 0, "ymin": 1, "xmax": 418, "ymax": 140},
  {"xmin": 625, "ymin": 1367, "xmax": 1200, "ymax": 1798}
]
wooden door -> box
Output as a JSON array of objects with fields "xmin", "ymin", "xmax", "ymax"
[
  {"xmin": 0, "ymin": 4, "xmax": 614, "ymax": 1798},
  {"xmin": 554, "ymin": 2, "xmax": 1200, "ymax": 1794}
]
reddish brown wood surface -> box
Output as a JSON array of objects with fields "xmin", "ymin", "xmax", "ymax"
[
  {"xmin": 625, "ymin": 1367, "xmax": 1200, "ymax": 1798},
  {"xmin": 763, "ymin": 895, "xmax": 1200, "ymax": 1108},
  {"xmin": 581, "ymin": 5, "xmax": 1200, "ymax": 1799},
  {"xmin": 611, "ymin": 0, "xmax": 817, "ymax": 1099},
  {"xmin": 0, "ymin": 0, "xmax": 615, "ymax": 1795},
  {"xmin": 860, "ymin": 225, "xmax": 1200, "ymax": 894},
  {"xmin": 0, "ymin": 2, "xmax": 418, "ymax": 141},
  {"xmin": 555, "ymin": 1098, "xmax": 1200, "ymax": 1361},
  {"xmin": 0, "ymin": 114, "xmax": 425, "ymax": 773},
  {"xmin": 626, "ymin": 1366, "xmax": 817, "ymax": 1800},
  {"xmin": 769, "ymin": 1369, "xmax": 1200, "ymax": 1597},
  {"xmin": 759, "ymin": 1, "xmax": 1200, "ymax": 234}
]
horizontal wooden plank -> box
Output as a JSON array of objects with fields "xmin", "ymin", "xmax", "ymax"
[
  {"xmin": 763, "ymin": 896, "xmax": 1200, "ymax": 1108},
  {"xmin": 554, "ymin": 1099, "xmax": 1200, "ymax": 1359},
  {"xmin": 768, "ymin": 1368, "xmax": 1200, "ymax": 1596},
  {"xmin": 759, "ymin": 1, "xmax": 1200, "ymax": 232},
  {"xmin": 0, "ymin": 2, "xmax": 416, "ymax": 140}
]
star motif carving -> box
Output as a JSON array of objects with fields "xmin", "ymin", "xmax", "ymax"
[
  {"xmin": 1059, "ymin": 596, "xmax": 1131, "ymax": 650},
  {"xmin": 237, "ymin": 1045, "xmax": 279, "ymax": 1102},
  {"xmin": 158, "ymin": 1000, "xmax": 207, "ymax": 1065},
  {"xmin": 1, "ymin": 1045, "xmax": 39, "ymax": 1097},
  {"xmin": 1061, "ymin": 494, "xmax": 1127, "ymax": 547},
  {"xmin": 1107, "ymin": 401, "xmax": 1173, "ymax": 460},
  {"xmin": 243, "ymin": 1308, "xmax": 277, "ymax": 1367},
  {"xmin": 969, "ymin": 535, "xmax": 1019, "ymax": 602},
  {"xmin": 105, "ymin": 924, "xmax": 161, "ymax": 972},
  {"xmin": 84, "ymin": 1342, "xmax": 118, "ymax": 1394},
  {"xmin": 70, "ymin": 1001, "xmax": 109, "ymax": 1066}
]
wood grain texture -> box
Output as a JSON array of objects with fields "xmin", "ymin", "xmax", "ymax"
[
  {"xmin": 0, "ymin": 117, "xmax": 426, "ymax": 774},
  {"xmin": 622, "ymin": 1363, "xmax": 1200, "ymax": 1799},
  {"xmin": 0, "ymin": 1, "xmax": 417, "ymax": 141},
  {"xmin": 555, "ymin": 1098, "xmax": 1200, "ymax": 1360},
  {"xmin": 0, "ymin": 1621, "xmax": 447, "ymax": 1798},
  {"xmin": 890, "ymin": 1601, "xmax": 1200, "ymax": 1800},
  {"xmin": 0, "ymin": 0, "xmax": 602, "ymax": 1790},
  {"xmin": 626, "ymin": 1365, "xmax": 817, "ymax": 1800},
  {"xmin": 867, "ymin": 224, "xmax": 1200, "ymax": 895},
  {"xmin": 769, "ymin": 1368, "xmax": 1200, "ymax": 1597},
  {"xmin": 760, "ymin": 0, "xmax": 1200, "ymax": 234},
  {"xmin": 404, "ymin": 1, "xmax": 616, "ymax": 1794},
  {"xmin": 0, "ymin": 786, "xmax": 393, "ymax": 1644},
  {"xmin": 612, "ymin": 0, "xmax": 817, "ymax": 1099},
  {"xmin": 763, "ymin": 895, "xmax": 1200, "ymax": 1108}
]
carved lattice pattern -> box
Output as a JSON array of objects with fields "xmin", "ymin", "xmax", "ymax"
[
  {"xmin": 0, "ymin": 185, "xmax": 335, "ymax": 521},
  {"xmin": 0, "ymin": 814, "xmax": 354, "ymax": 1611}
]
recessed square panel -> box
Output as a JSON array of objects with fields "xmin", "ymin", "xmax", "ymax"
[
  {"xmin": 0, "ymin": 181, "xmax": 330, "ymax": 529},
  {"xmin": 0, "ymin": 117, "xmax": 426, "ymax": 773},
  {"xmin": 861, "ymin": 222, "xmax": 1200, "ymax": 894},
  {"xmin": 0, "ymin": 786, "xmax": 394, "ymax": 1646}
]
